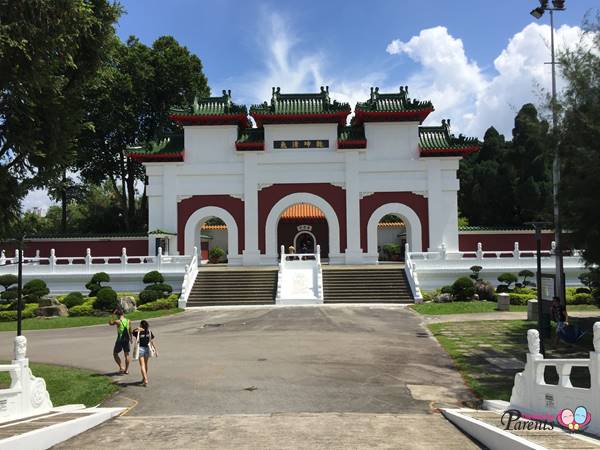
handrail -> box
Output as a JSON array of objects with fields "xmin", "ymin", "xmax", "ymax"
[
  {"xmin": 404, "ymin": 243, "xmax": 423, "ymax": 302},
  {"xmin": 178, "ymin": 247, "xmax": 199, "ymax": 308}
]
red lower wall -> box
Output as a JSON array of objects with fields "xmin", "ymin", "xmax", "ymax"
[
  {"xmin": 0, "ymin": 238, "xmax": 148, "ymax": 258},
  {"xmin": 458, "ymin": 232, "xmax": 557, "ymax": 252}
]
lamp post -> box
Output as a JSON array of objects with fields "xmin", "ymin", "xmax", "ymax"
[{"xmin": 529, "ymin": 0, "xmax": 566, "ymax": 308}]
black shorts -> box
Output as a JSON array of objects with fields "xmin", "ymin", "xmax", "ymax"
[{"xmin": 114, "ymin": 338, "xmax": 130, "ymax": 354}]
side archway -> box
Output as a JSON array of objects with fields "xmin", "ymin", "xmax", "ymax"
[
  {"xmin": 366, "ymin": 203, "xmax": 422, "ymax": 256},
  {"xmin": 265, "ymin": 193, "xmax": 341, "ymax": 258},
  {"xmin": 184, "ymin": 206, "xmax": 239, "ymax": 258}
]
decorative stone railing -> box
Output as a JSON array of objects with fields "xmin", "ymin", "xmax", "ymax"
[
  {"xmin": 407, "ymin": 242, "xmax": 586, "ymax": 291},
  {"xmin": 0, "ymin": 247, "xmax": 192, "ymax": 275},
  {"xmin": 179, "ymin": 247, "xmax": 199, "ymax": 308},
  {"xmin": 0, "ymin": 336, "xmax": 53, "ymax": 423},
  {"xmin": 276, "ymin": 245, "xmax": 324, "ymax": 305},
  {"xmin": 509, "ymin": 324, "xmax": 600, "ymax": 436},
  {"xmin": 404, "ymin": 243, "xmax": 423, "ymax": 302}
]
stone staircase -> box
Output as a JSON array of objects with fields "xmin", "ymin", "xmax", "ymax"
[
  {"xmin": 186, "ymin": 269, "xmax": 278, "ymax": 307},
  {"xmin": 322, "ymin": 267, "xmax": 413, "ymax": 303}
]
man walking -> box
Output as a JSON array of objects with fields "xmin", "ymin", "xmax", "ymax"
[{"xmin": 109, "ymin": 308, "xmax": 132, "ymax": 374}]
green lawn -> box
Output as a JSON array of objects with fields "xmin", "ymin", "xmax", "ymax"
[
  {"xmin": 411, "ymin": 301, "xmax": 599, "ymax": 316},
  {"xmin": 0, "ymin": 363, "xmax": 118, "ymax": 407},
  {"xmin": 0, "ymin": 308, "xmax": 183, "ymax": 332},
  {"xmin": 429, "ymin": 319, "xmax": 595, "ymax": 401}
]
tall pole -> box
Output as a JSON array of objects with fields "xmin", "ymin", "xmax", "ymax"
[
  {"xmin": 16, "ymin": 235, "xmax": 23, "ymax": 337},
  {"xmin": 535, "ymin": 226, "xmax": 545, "ymax": 356},
  {"xmin": 549, "ymin": 9, "xmax": 565, "ymax": 309}
]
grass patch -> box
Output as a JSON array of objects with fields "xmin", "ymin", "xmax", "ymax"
[
  {"xmin": 411, "ymin": 301, "xmax": 598, "ymax": 316},
  {"xmin": 429, "ymin": 319, "xmax": 595, "ymax": 401},
  {"xmin": 0, "ymin": 308, "xmax": 183, "ymax": 332},
  {"xmin": 0, "ymin": 363, "xmax": 117, "ymax": 407}
]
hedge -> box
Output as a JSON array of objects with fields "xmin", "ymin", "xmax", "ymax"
[
  {"xmin": 138, "ymin": 295, "xmax": 178, "ymax": 311},
  {"xmin": 138, "ymin": 289, "xmax": 161, "ymax": 305},
  {"xmin": 62, "ymin": 292, "xmax": 85, "ymax": 309},
  {"xmin": 0, "ymin": 303, "xmax": 38, "ymax": 322},
  {"xmin": 69, "ymin": 299, "xmax": 96, "ymax": 317},
  {"xmin": 95, "ymin": 288, "xmax": 118, "ymax": 311}
]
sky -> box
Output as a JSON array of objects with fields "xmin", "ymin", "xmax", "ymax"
[{"xmin": 22, "ymin": 0, "xmax": 598, "ymax": 211}]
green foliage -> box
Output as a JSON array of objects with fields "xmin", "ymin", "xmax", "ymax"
[
  {"xmin": 137, "ymin": 295, "xmax": 178, "ymax": 311},
  {"xmin": 94, "ymin": 288, "xmax": 118, "ymax": 311},
  {"xmin": 86, "ymin": 272, "xmax": 110, "ymax": 297},
  {"xmin": 208, "ymin": 246, "xmax": 225, "ymax": 263},
  {"xmin": 440, "ymin": 285, "xmax": 453, "ymax": 295},
  {"xmin": 0, "ymin": 1, "xmax": 121, "ymax": 235},
  {"xmin": 559, "ymin": 20, "xmax": 600, "ymax": 267},
  {"xmin": 1, "ymin": 287, "xmax": 17, "ymax": 302},
  {"xmin": 497, "ymin": 273, "xmax": 518, "ymax": 289},
  {"xmin": 146, "ymin": 283, "xmax": 173, "ymax": 295},
  {"xmin": 518, "ymin": 270, "xmax": 535, "ymax": 287},
  {"xmin": 382, "ymin": 243, "xmax": 402, "ymax": 260},
  {"xmin": 451, "ymin": 277, "xmax": 476, "ymax": 301},
  {"xmin": 63, "ymin": 292, "xmax": 85, "ymax": 309},
  {"xmin": 0, "ymin": 304, "xmax": 38, "ymax": 322},
  {"xmin": 143, "ymin": 271, "xmax": 164, "ymax": 284},
  {"xmin": 469, "ymin": 265, "xmax": 483, "ymax": 281},
  {"xmin": 0, "ymin": 274, "xmax": 18, "ymax": 291},
  {"xmin": 576, "ymin": 287, "xmax": 591, "ymax": 294},
  {"xmin": 68, "ymin": 299, "xmax": 97, "ymax": 317},
  {"xmin": 22, "ymin": 279, "xmax": 49, "ymax": 302},
  {"xmin": 508, "ymin": 293, "xmax": 533, "ymax": 306},
  {"xmin": 422, "ymin": 289, "xmax": 441, "ymax": 303},
  {"xmin": 138, "ymin": 289, "xmax": 161, "ymax": 305}
]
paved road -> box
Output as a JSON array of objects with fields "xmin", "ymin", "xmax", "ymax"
[{"xmin": 0, "ymin": 306, "xmax": 481, "ymax": 448}]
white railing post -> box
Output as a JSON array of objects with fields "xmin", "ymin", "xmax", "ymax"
[
  {"xmin": 513, "ymin": 242, "xmax": 520, "ymax": 259},
  {"xmin": 316, "ymin": 244, "xmax": 321, "ymax": 266},
  {"xmin": 440, "ymin": 243, "xmax": 447, "ymax": 260},
  {"xmin": 35, "ymin": 249, "xmax": 40, "ymax": 259},
  {"xmin": 49, "ymin": 249, "xmax": 56, "ymax": 273},
  {"xmin": 551, "ymin": 241, "xmax": 556, "ymax": 254},
  {"xmin": 121, "ymin": 247, "xmax": 127, "ymax": 272},
  {"xmin": 0, "ymin": 250, "xmax": 5, "ymax": 265},
  {"xmin": 157, "ymin": 247, "xmax": 163, "ymax": 270},
  {"xmin": 85, "ymin": 248, "xmax": 92, "ymax": 273},
  {"xmin": 476, "ymin": 242, "xmax": 483, "ymax": 259},
  {"xmin": 193, "ymin": 246, "xmax": 198, "ymax": 260}
]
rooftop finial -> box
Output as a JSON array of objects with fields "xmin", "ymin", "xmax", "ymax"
[{"xmin": 192, "ymin": 96, "xmax": 199, "ymax": 112}]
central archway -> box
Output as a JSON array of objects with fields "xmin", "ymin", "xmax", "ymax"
[{"xmin": 265, "ymin": 193, "xmax": 341, "ymax": 259}]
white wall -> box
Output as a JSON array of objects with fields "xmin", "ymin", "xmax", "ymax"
[
  {"xmin": 185, "ymin": 125, "xmax": 240, "ymax": 163},
  {"xmin": 364, "ymin": 122, "xmax": 420, "ymax": 160}
]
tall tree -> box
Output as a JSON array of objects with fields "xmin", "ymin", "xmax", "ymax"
[
  {"xmin": 0, "ymin": 0, "xmax": 121, "ymax": 236},
  {"xmin": 559, "ymin": 18, "xmax": 600, "ymax": 266},
  {"xmin": 77, "ymin": 35, "xmax": 209, "ymax": 230}
]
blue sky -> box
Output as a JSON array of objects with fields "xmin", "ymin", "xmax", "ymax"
[{"xmin": 22, "ymin": 0, "xmax": 599, "ymax": 211}]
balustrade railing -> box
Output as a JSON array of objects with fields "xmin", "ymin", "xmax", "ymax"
[{"xmin": 179, "ymin": 247, "xmax": 199, "ymax": 308}]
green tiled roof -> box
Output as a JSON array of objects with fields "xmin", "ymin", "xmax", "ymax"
[
  {"xmin": 250, "ymin": 86, "xmax": 351, "ymax": 116},
  {"xmin": 419, "ymin": 120, "xmax": 480, "ymax": 156},
  {"xmin": 170, "ymin": 90, "xmax": 247, "ymax": 116},
  {"xmin": 127, "ymin": 134, "xmax": 184, "ymax": 160},
  {"xmin": 355, "ymin": 86, "xmax": 433, "ymax": 113}
]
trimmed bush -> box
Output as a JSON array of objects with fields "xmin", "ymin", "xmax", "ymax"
[
  {"xmin": 451, "ymin": 277, "xmax": 475, "ymax": 301},
  {"xmin": 469, "ymin": 265, "xmax": 483, "ymax": 281},
  {"xmin": 575, "ymin": 287, "xmax": 591, "ymax": 294},
  {"xmin": 146, "ymin": 283, "xmax": 173, "ymax": 295},
  {"xmin": 138, "ymin": 289, "xmax": 161, "ymax": 305},
  {"xmin": 23, "ymin": 279, "xmax": 49, "ymax": 303},
  {"xmin": 509, "ymin": 293, "xmax": 532, "ymax": 305},
  {"xmin": 138, "ymin": 296, "xmax": 178, "ymax": 311},
  {"xmin": 0, "ymin": 274, "xmax": 18, "ymax": 292},
  {"xmin": 0, "ymin": 303, "xmax": 38, "ymax": 321},
  {"xmin": 85, "ymin": 272, "xmax": 110, "ymax": 297},
  {"xmin": 1, "ymin": 287, "xmax": 18, "ymax": 302},
  {"xmin": 441, "ymin": 285, "xmax": 453, "ymax": 294},
  {"xmin": 498, "ymin": 273, "xmax": 518, "ymax": 290},
  {"xmin": 422, "ymin": 289, "xmax": 441, "ymax": 303},
  {"xmin": 512, "ymin": 286, "xmax": 536, "ymax": 296},
  {"xmin": 63, "ymin": 292, "xmax": 85, "ymax": 309},
  {"xmin": 568, "ymin": 293, "xmax": 593, "ymax": 305},
  {"xmin": 143, "ymin": 271, "xmax": 164, "ymax": 284},
  {"xmin": 208, "ymin": 247, "xmax": 225, "ymax": 264},
  {"xmin": 518, "ymin": 270, "xmax": 535, "ymax": 287},
  {"xmin": 94, "ymin": 287, "xmax": 118, "ymax": 311}
]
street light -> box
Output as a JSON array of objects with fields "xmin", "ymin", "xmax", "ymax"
[{"xmin": 529, "ymin": 0, "xmax": 566, "ymax": 309}]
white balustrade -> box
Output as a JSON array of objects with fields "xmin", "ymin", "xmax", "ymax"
[
  {"xmin": 0, "ymin": 336, "xmax": 53, "ymax": 422},
  {"xmin": 276, "ymin": 245, "xmax": 323, "ymax": 305},
  {"xmin": 404, "ymin": 243, "xmax": 423, "ymax": 302},
  {"xmin": 178, "ymin": 247, "xmax": 199, "ymax": 308},
  {"xmin": 510, "ymin": 324, "xmax": 600, "ymax": 436}
]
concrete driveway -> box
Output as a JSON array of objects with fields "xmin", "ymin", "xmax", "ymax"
[{"xmin": 0, "ymin": 306, "xmax": 481, "ymax": 449}]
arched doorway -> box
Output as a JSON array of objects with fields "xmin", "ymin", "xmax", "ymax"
[
  {"xmin": 278, "ymin": 203, "xmax": 328, "ymax": 256},
  {"xmin": 376, "ymin": 214, "xmax": 407, "ymax": 261},
  {"xmin": 366, "ymin": 203, "xmax": 422, "ymax": 262},
  {"xmin": 265, "ymin": 193, "xmax": 341, "ymax": 261},
  {"xmin": 184, "ymin": 206, "xmax": 239, "ymax": 264}
]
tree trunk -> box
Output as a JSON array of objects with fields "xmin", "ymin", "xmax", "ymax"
[{"xmin": 126, "ymin": 158, "xmax": 136, "ymax": 230}]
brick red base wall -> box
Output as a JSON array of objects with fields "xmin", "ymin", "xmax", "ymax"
[
  {"xmin": 360, "ymin": 192, "xmax": 429, "ymax": 252},
  {"xmin": 258, "ymin": 183, "xmax": 346, "ymax": 254},
  {"xmin": 0, "ymin": 238, "xmax": 148, "ymax": 258},
  {"xmin": 458, "ymin": 232, "xmax": 557, "ymax": 251},
  {"xmin": 177, "ymin": 195, "xmax": 245, "ymax": 255}
]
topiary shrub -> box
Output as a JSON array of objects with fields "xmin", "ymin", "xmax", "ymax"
[
  {"xmin": 0, "ymin": 303, "xmax": 38, "ymax": 321},
  {"xmin": 575, "ymin": 287, "xmax": 591, "ymax": 294},
  {"xmin": 63, "ymin": 292, "xmax": 85, "ymax": 309},
  {"xmin": 0, "ymin": 274, "xmax": 17, "ymax": 295},
  {"xmin": 497, "ymin": 273, "xmax": 518, "ymax": 290},
  {"xmin": 1, "ymin": 287, "xmax": 17, "ymax": 302},
  {"xmin": 440, "ymin": 285, "xmax": 453, "ymax": 294},
  {"xmin": 85, "ymin": 272, "xmax": 110, "ymax": 297},
  {"xmin": 451, "ymin": 277, "xmax": 476, "ymax": 301},
  {"xmin": 143, "ymin": 270, "xmax": 164, "ymax": 284},
  {"xmin": 138, "ymin": 289, "xmax": 161, "ymax": 305},
  {"xmin": 469, "ymin": 265, "xmax": 483, "ymax": 282},
  {"xmin": 94, "ymin": 287, "xmax": 118, "ymax": 311},
  {"xmin": 69, "ymin": 299, "xmax": 97, "ymax": 316},
  {"xmin": 569, "ymin": 293, "xmax": 593, "ymax": 305},
  {"xmin": 138, "ymin": 295, "xmax": 178, "ymax": 311},
  {"xmin": 22, "ymin": 279, "xmax": 49, "ymax": 303},
  {"xmin": 508, "ymin": 293, "xmax": 532, "ymax": 305},
  {"xmin": 208, "ymin": 247, "xmax": 225, "ymax": 264},
  {"xmin": 518, "ymin": 270, "xmax": 535, "ymax": 287},
  {"xmin": 141, "ymin": 271, "xmax": 172, "ymax": 299}
]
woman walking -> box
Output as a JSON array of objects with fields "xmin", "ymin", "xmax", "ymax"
[{"xmin": 132, "ymin": 320, "xmax": 157, "ymax": 386}]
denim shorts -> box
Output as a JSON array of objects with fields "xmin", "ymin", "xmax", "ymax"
[{"xmin": 139, "ymin": 346, "xmax": 151, "ymax": 358}]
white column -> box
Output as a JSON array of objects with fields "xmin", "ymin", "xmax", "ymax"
[
  {"xmin": 162, "ymin": 165, "xmax": 179, "ymax": 254},
  {"xmin": 344, "ymin": 151, "xmax": 363, "ymax": 263},
  {"xmin": 426, "ymin": 159, "xmax": 444, "ymax": 251},
  {"xmin": 242, "ymin": 153, "xmax": 261, "ymax": 265}
]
